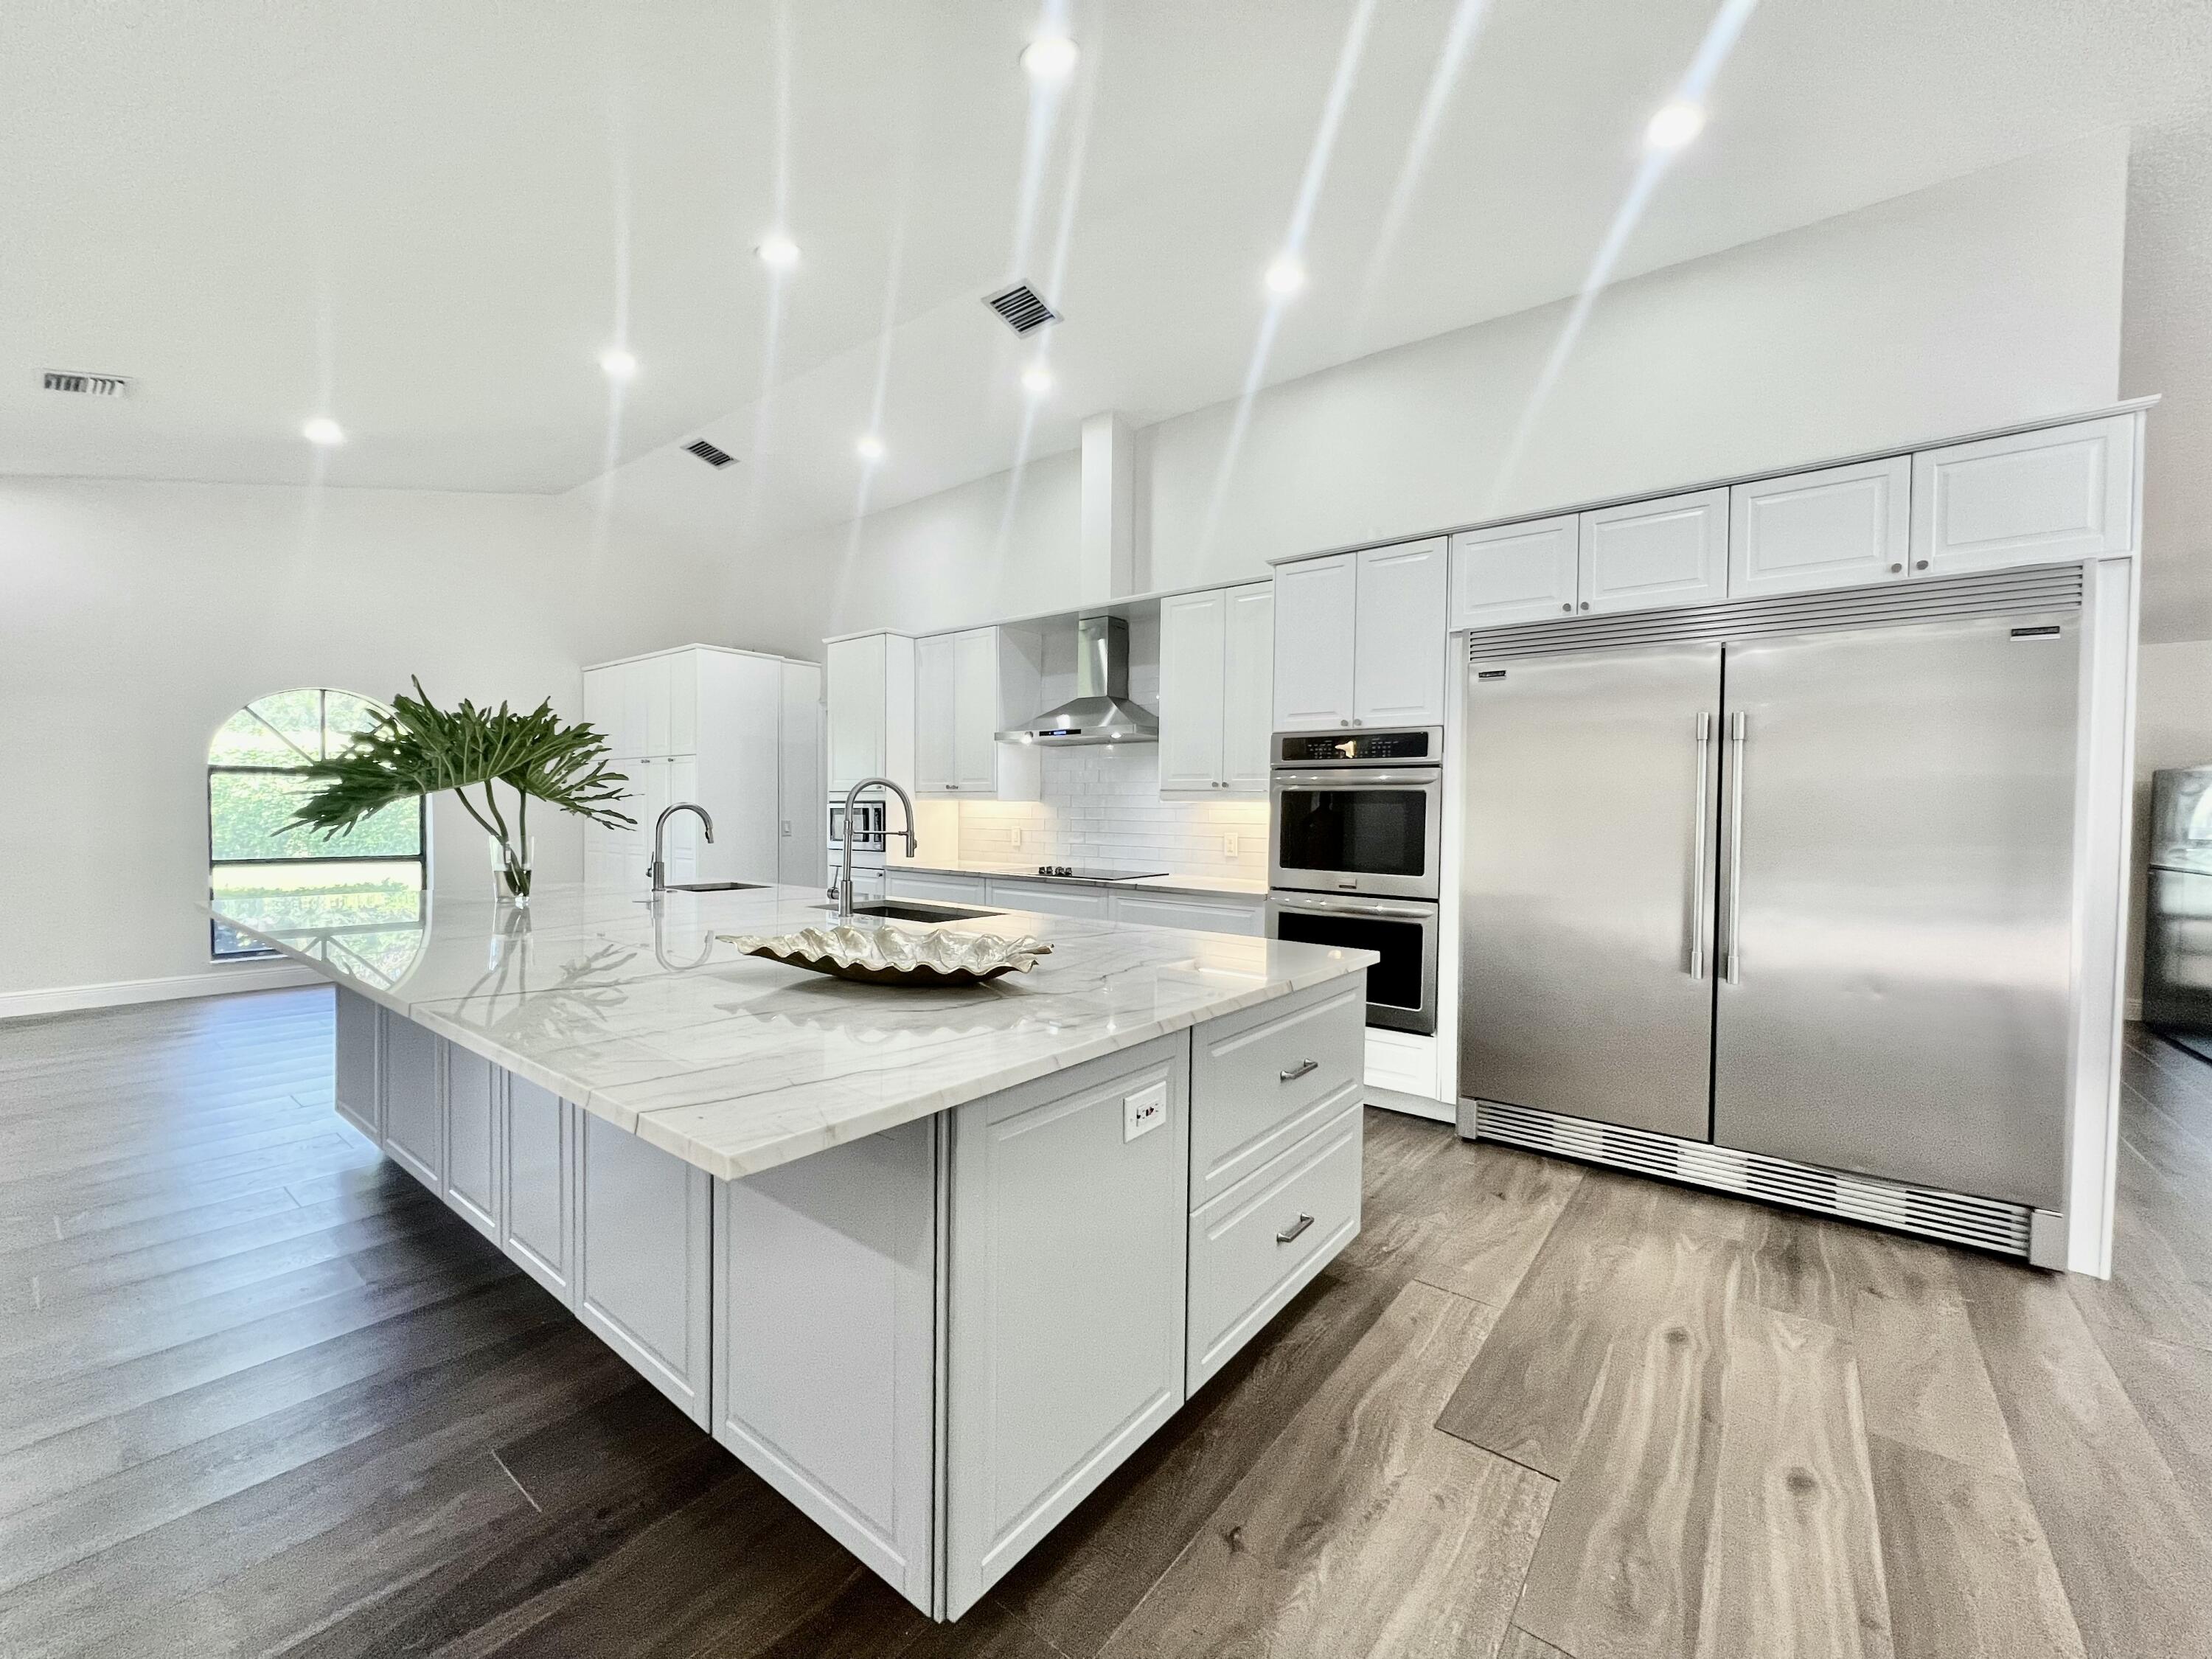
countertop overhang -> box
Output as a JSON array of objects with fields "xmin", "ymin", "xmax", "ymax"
[{"xmin": 206, "ymin": 883, "xmax": 1374, "ymax": 1183}]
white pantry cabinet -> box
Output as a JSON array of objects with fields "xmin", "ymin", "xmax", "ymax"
[
  {"xmin": 1729, "ymin": 456, "xmax": 1911, "ymax": 598},
  {"xmin": 1449, "ymin": 515, "xmax": 1581, "ymax": 629},
  {"xmin": 1273, "ymin": 538, "xmax": 1446, "ymax": 731},
  {"xmin": 1158, "ymin": 582, "xmax": 1274, "ymax": 795},
  {"xmin": 583, "ymin": 645, "xmax": 809, "ymax": 895},
  {"xmin": 913, "ymin": 627, "xmax": 1042, "ymax": 800},
  {"xmin": 1579, "ymin": 488, "xmax": 1729, "ymax": 614},
  {"xmin": 777, "ymin": 660, "xmax": 824, "ymax": 889},
  {"xmin": 1912, "ymin": 414, "xmax": 2137, "ymax": 575}
]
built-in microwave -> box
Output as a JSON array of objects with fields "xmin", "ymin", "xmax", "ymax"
[
  {"xmin": 1268, "ymin": 726, "xmax": 1443, "ymax": 902},
  {"xmin": 827, "ymin": 794, "xmax": 887, "ymax": 854}
]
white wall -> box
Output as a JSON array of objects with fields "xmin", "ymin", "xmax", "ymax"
[
  {"xmin": 814, "ymin": 135, "xmax": 2127, "ymax": 634},
  {"xmin": 0, "ymin": 477, "xmax": 733, "ymax": 1006}
]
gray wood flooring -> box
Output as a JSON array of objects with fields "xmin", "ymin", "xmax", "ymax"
[{"xmin": 1, "ymin": 988, "xmax": 2208, "ymax": 1658}]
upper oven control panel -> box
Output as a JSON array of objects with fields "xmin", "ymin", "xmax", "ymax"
[{"xmin": 1273, "ymin": 726, "xmax": 1441, "ymax": 767}]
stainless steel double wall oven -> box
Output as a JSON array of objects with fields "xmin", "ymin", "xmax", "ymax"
[{"xmin": 1267, "ymin": 727, "xmax": 1441, "ymax": 1034}]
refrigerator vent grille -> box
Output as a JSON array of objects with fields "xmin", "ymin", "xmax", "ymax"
[
  {"xmin": 1471, "ymin": 1101, "xmax": 2035, "ymax": 1256},
  {"xmin": 1464, "ymin": 565, "xmax": 2084, "ymax": 661}
]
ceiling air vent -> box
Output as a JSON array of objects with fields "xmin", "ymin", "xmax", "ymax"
[
  {"xmin": 685, "ymin": 439, "xmax": 736, "ymax": 468},
  {"xmin": 43, "ymin": 369, "xmax": 132, "ymax": 397},
  {"xmin": 983, "ymin": 282, "xmax": 1060, "ymax": 335}
]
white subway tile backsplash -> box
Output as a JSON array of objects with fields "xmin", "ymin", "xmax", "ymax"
[{"xmin": 957, "ymin": 745, "xmax": 1268, "ymax": 878}]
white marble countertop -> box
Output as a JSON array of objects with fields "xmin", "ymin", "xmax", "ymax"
[
  {"xmin": 206, "ymin": 883, "xmax": 1368, "ymax": 1182},
  {"xmin": 890, "ymin": 860, "xmax": 1271, "ymax": 899}
]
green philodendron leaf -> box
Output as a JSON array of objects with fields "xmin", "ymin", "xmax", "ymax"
[{"xmin": 282, "ymin": 677, "xmax": 636, "ymax": 841}]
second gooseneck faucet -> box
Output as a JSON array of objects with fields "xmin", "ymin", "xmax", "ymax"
[
  {"xmin": 831, "ymin": 777, "xmax": 917, "ymax": 919},
  {"xmin": 650, "ymin": 801, "xmax": 716, "ymax": 894}
]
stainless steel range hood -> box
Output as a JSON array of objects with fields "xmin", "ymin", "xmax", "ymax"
[{"xmin": 996, "ymin": 614, "xmax": 1158, "ymax": 746}]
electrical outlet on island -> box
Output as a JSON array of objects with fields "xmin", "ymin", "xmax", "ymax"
[{"xmin": 1123, "ymin": 1081, "xmax": 1166, "ymax": 1141}]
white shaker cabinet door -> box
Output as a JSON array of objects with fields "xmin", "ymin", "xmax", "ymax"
[
  {"xmin": 379, "ymin": 1013, "xmax": 443, "ymax": 1193},
  {"xmin": 944, "ymin": 1037, "xmax": 1189, "ymax": 1618},
  {"xmin": 1271, "ymin": 553, "xmax": 1357, "ymax": 732},
  {"xmin": 581, "ymin": 666, "xmax": 622, "ymax": 755},
  {"xmin": 501, "ymin": 1075, "xmax": 576, "ymax": 1306},
  {"xmin": 1730, "ymin": 457, "xmax": 1910, "ymax": 598},
  {"xmin": 913, "ymin": 633, "xmax": 959, "ymax": 793},
  {"xmin": 950, "ymin": 628, "xmax": 1001, "ymax": 794},
  {"xmin": 576, "ymin": 1113, "xmax": 713, "ymax": 1427},
  {"xmin": 442, "ymin": 1045, "xmax": 502, "ymax": 1242},
  {"xmin": 1911, "ymin": 414, "xmax": 2137, "ymax": 576},
  {"xmin": 1353, "ymin": 538, "xmax": 1447, "ymax": 726},
  {"xmin": 1158, "ymin": 588, "xmax": 1227, "ymax": 791},
  {"xmin": 1449, "ymin": 515, "xmax": 1580, "ymax": 629},
  {"xmin": 1221, "ymin": 582, "xmax": 1276, "ymax": 793},
  {"xmin": 333, "ymin": 987, "xmax": 381, "ymax": 1142},
  {"xmin": 827, "ymin": 635, "xmax": 888, "ymax": 793},
  {"xmin": 1579, "ymin": 488, "xmax": 1729, "ymax": 614}
]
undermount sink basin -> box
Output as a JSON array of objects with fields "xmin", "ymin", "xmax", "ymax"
[
  {"xmin": 661, "ymin": 881, "xmax": 770, "ymax": 893},
  {"xmin": 821, "ymin": 900, "xmax": 1004, "ymax": 924}
]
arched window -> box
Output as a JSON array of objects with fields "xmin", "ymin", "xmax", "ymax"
[{"xmin": 207, "ymin": 689, "xmax": 427, "ymax": 959}]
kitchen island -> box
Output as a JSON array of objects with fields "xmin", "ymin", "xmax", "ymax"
[{"xmin": 206, "ymin": 882, "xmax": 1372, "ymax": 1620}]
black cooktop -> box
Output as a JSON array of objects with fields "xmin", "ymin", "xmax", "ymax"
[{"xmin": 1029, "ymin": 865, "xmax": 1170, "ymax": 882}]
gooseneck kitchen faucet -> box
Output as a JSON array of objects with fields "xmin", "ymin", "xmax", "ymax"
[
  {"xmin": 649, "ymin": 801, "xmax": 716, "ymax": 894},
  {"xmin": 832, "ymin": 777, "xmax": 918, "ymax": 919}
]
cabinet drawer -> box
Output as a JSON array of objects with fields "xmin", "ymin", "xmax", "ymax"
[
  {"xmin": 1190, "ymin": 979, "xmax": 1365, "ymax": 1206},
  {"xmin": 986, "ymin": 879, "xmax": 1111, "ymax": 920},
  {"xmin": 1187, "ymin": 1102, "xmax": 1362, "ymax": 1393}
]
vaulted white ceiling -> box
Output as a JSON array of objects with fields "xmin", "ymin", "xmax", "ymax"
[{"xmin": 4, "ymin": 0, "xmax": 2208, "ymax": 552}]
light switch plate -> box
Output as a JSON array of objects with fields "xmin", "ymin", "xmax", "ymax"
[
  {"xmin": 1224, "ymin": 832, "xmax": 1239, "ymax": 858},
  {"xmin": 1124, "ymin": 1081, "xmax": 1167, "ymax": 1141},
  {"xmin": 1012, "ymin": 827, "xmax": 1024, "ymax": 849}
]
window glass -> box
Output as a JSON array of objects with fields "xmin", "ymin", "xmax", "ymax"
[{"xmin": 208, "ymin": 689, "xmax": 426, "ymax": 961}]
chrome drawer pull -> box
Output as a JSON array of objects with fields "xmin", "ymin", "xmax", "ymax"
[
  {"xmin": 1276, "ymin": 1213, "xmax": 1315, "ymax": 1245},
  {"xmin": 1279, "ymin": 1059, "xmax": 1318, "ymax": 1082}
]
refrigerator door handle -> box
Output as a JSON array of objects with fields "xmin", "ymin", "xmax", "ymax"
[
  {"xmin": 1723, "ymin": 710, "xmax": 1747, "ymax": 984},
  {"xmin": 1689, "ymin": 712, "xmax": 1712, "ymax": 978}
]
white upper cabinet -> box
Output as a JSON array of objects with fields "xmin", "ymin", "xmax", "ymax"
[
  {"xmin": 1353, "ymin": 540, "xmax": 1447, "ymax": 726},
  {"xmin": 1274, "ymin": 542, "xmax": 1444, "ymax": 733},
  {"xmin": 1450, "ymin": 515, "xmax": 1580, "ymax": 629},
  {"xmin": 1221, "ymin": 583, "xmax": 1276, "ymax": 792},
  {"xmin": 1158, "ymin": 590, "xmax": 1228, "ymax": 793},
  {"xmin": 828, "ymin": 633, "xmax": 911, "ymax": 794},
  {"xmin": 913, "ymin": 627, "xmax": 1040, "ymax": 800},
  {"xmin": 1579, "ymin": 488, "xmax": 1728, "ymax": 614},
  {"xmin": 1729, "ymin": 456, "xmax": 1911, "ymax": 599},
  {"xmin": 1159, "ymin": 583, "xmax": 1274, "ymax": 795},
  {"xmin": 1912, "ymin": 414, "xmax": 2137, "ymax": 576},
  {"xmin": 1271, "ymin": 554, "xmax": 1357, "ymax": 731}
]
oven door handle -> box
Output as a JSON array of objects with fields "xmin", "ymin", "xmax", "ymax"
[
  {"xmin": 1271, "ymin": 894, "xmax": 1435, "ymax": 919},
  {"xmin": 1270, "ymin": 771, "xmax": 1441, "ymax": 788}
]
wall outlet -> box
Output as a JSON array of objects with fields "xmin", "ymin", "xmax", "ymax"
[
  {"xmin": 1224, "ymin": 832, "xmax": 1239, "ymax": 858},
  {"xmin": 1012, "ymin": 827, "xmax": 1024, "ymax": 849},
  {"xmin": 1123, "ymin": 1081, "xmax": 1167, "ymax": 1142}
]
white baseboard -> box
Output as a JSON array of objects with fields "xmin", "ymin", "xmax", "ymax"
[
  {"xmin": 1364, "ymin": 1082, "xmax": 1455, "ymax": 1124},
  {"xmin": 0, "ymin": 962, "xmax": 324, "ymax": 1022}
]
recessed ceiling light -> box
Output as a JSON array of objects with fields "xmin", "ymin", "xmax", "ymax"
[
  {"xmin": 1021, "ymin": 363, "xmax": 1053, "ymax": 394},
  {"xmin": 1020, "ymin": 35, "xmax": 1078, "ymax": 80},
  {"xmin": 756, "ymin": 234, "xmax": 800, "ymax": 269},
  {"xmin": 1264, "ymin": 255, "xmax": 1307, "ymax": 296},
  {"xmin": 302, "ymin": 417, "xmax": 345, "ymax": 446},
  {"xmin": 1645, "ymin": 102, "xmax": 1705, "ymax": 150},
  {"xmin": 599, "ymin": 347, "xmax": 638, "ymax": 380},
  {"xmin": 856, "ymin": 434, "xmax": 886, "ymax": 461}
]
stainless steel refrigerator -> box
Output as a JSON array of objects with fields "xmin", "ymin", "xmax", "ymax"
[
  {"xmin": 2143, "ymin": 765, "xmax": 2212, "ymax": 1046},
  {"xmin": 1459, "ymin": 574, "xmax": 2081, "ymax": 1215}
]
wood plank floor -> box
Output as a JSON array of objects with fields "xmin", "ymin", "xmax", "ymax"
[{"xmin": 1, "ymin": 990, "xmax": 2208, "ymax": 1658}]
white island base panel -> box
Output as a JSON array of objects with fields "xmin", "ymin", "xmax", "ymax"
[{"xmin": 333, "ymin": 977, "xmax": 1365, "ymax": 1620}]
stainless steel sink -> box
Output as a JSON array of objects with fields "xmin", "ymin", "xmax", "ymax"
[{"xmin": 819, "ymin": 900, "xmax": 1004, "ymax": 924}]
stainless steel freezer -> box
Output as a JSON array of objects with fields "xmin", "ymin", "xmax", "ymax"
[{"xmin": 1459, "ymin": 566, "xmax": 2086, "ymax": 1228}]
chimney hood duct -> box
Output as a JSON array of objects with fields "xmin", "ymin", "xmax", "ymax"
[{"xmin": 996, "ymin": 615, "xmax": 1159, "ymax": 747}]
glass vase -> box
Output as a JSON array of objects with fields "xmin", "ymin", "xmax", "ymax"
[{"xmin": 489, "ymin": 833, "xmax": 537, "ymax": 907}]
